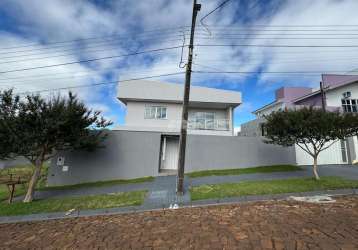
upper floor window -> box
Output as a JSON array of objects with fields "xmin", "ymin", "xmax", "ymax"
[
  {"xmin": 189, "ymin": 112, "xmax": 215, "ymax": 129},
  {"xmin": 144, "ymin": 106, "xmax": 167, "ymax": 119},
  {"xmin": 341, "ymin": 99, "xmax": 358, "ymax": 113}
]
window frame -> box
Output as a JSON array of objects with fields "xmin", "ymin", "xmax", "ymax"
[
  {"xmin": 341, "ymin": 98, "xmax": 358, "ymax": 113},
  {"xmin": 144, "ymin": 106, "xmax": 167, "ymax": 120},
  {"xmin": 190, "ymin": 111, "xmax": 216, "ymax": 130}
]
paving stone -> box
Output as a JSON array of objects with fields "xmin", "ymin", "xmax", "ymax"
[{"xmin": 1, "ymin": 195, "xmax": 358, "ymax": 249}]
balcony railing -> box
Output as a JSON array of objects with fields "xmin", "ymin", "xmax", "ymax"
[{"xmin": 188, "ymin": 119, "xmax": 230, "ymax": 131}]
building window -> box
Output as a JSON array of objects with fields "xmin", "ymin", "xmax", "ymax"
[
  {"xmin": 341, "ymin": 99, "xmax": 358, "ymax": 113},
  {"xmin": 340, "ymin": 139, "xmax": 348, "ymax": 163},
  {"xmin": 260, "ymin": 124, "xmax": 267, "ymax": 136},
  {"xmin": 145, "ymin": 106, "xmax": 167, "ymax": 119},
  {"xmin": 190, "ymin": 112, "xmax": 215, "ymax": 129}
]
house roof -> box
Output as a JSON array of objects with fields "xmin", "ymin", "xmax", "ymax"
[
  {"xmin": 252, "ymin": 100, "xmax": 282, "ymax": 114},
  {"xmin": 253, "ymin": 74, "xmax": 358, "ymax": 114},
  {"xmin": 117, "ymin": 80, "xmax": 242, "ymax": 108},
  {"xmin": 292, "ymin": 74, "xmax": 358, "ymax": 104}
]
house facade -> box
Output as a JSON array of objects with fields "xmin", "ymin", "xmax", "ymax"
[
  {"xmin": 48, "ymin": 80, "xmax": 297, "ymax": 186},
  {"xmin": 116, "ymin": 80, "xmax": 241, "ymax": 171},
  {"xmin": 117, "ymin": 80, "xmax": 241, "ymax": 136},
  {"xmin": 241, "ymin": 74, "xmax": 358, "ymax": 165}
]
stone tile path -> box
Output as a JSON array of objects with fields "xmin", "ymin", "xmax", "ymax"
[{"xmin": 1, "ymin": 195, "xmax": 358, "ymax": 249}]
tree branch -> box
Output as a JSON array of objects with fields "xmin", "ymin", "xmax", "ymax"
[
  {"xmin": 320, "ymin": 139, "xmax": 339, "ymax": 152},
  {"xmin": 296, "ymin": 142, "xmax": 314, "ymax": 157}
]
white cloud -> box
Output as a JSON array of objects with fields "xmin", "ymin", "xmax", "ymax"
[{"xmin": 1, "ymin": 0, "xmax": 358, "ymax": 124}]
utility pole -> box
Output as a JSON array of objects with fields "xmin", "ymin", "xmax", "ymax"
[
  {"xmin": 176, "ymin": 0, "xmax": 201, "ymax": 195},
  {"xmin": 320, "ymin": 81, "xmax": 326, "ymax": 112}
]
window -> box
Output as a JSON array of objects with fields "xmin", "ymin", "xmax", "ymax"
[
  {"xmin": 260, "ymin": 124, "xmax": 267, "ymax": 136},
  {"xmin": 341, "ymin": 139, "xmax": 348, "ymax": 163},
  {"xmin": 144, "ymin": 106, "xmax": 167, "ymax": 119},
  {"xmin": 341, "ymin": 99, "xmax": 358, "ymax": 113},
  {"xmin": 190, "ymin": 112, "xmax": 215, "ymax": 129}
]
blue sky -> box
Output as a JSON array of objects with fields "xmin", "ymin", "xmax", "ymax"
[{"xmin": 1, "ymin": 0, "xmax": 358, "ymax": 129}]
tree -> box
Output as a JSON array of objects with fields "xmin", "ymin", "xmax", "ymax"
[
  {"xmin": 0, "ymin": 89, "xmax": 112, "ymax": 202},
  {"xmin": 263, "ymin": 107, "xmax": 358, "ymax": 180}
]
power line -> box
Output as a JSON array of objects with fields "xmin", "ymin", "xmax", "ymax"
[
  {"xmin": 195, "ymin": 44, "xmax": 358, "ymax": 48},
  {"xmin": 195, "ymin": 36, "xmax": 358, "ymax": 40},
  {"xmin": 0, "ymin": 32, "xmax": 189, "ymax": 56},
  {"xmin": 198, "ymin": 33, "xmax": 358, "ymax": 36},
  {"xmin": 199, "ymin": 0, "xmax": 232, "ymax": 35},
  {"xmin": 206, "ymin": 24, "xmax": 358, "ymax": 27},
  {"xmin": 195, "ymin": 56, "xmax": 358, "ymax": 65},
  {"xmin": 0, "ymin": 26, "xmax": 191, "ymax": 51},
  {"xmin": 0, "ymin": 38, "xmax": 184, "ymax": 65},
  {"xmin": 0, "ymin": 65, "xmax": 182, "ymax": 86},
  {"xmin": 198, "ymin": 28, "xmax": 358, "ymax": 32},
  {"xmin": 193, "ymin": 70, "xmax": 353, "ymax": 74},
  {"xmin": 0, "ymin": 45, "xmax": 183, "ymax": 74},
  {"xmin": 200, "ymin": 0, "xmax": 232, "ymax": 23},
  {"xmin": 15, "ymin": 72, "xmax": 185, "ymax": 95}
]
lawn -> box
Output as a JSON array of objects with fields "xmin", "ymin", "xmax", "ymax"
[
  {"xmin": 0, "ymin": 164, "xmax": 154, "ymax": 201},
  {"xmin": 0, "ymin": 164, "xmax": 48, "ymax": 201},
  {"xmin": 187, "ymin": 165, "xmax": 301, "ymax": 178},
  {"xmin": 41, "ymin": 176, "xmax": 155, "ymax": 191},
  {"xmin": 0, "ymin": 190, "xmax": 147, "ymax": 216},
  {"xmin": 190, "ymin": 176, "xmax": 358, "ymax": 201}
]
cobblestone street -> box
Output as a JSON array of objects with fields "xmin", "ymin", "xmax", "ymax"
[{"xmin": 1, "ymin": 195, "xmax": 358, "ymax": 250}]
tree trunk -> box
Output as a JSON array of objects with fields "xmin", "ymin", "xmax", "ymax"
[
  {"xmin": 23, "ymin": 162, "xmax": 42, "ymax": 203},
  {"xmin": 313, "ymin": 155, "xmax": 320, "ymax": 181}
]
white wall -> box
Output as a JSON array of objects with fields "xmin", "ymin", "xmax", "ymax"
[
  {"xmin": 123, "ymin": 101, "xmax": 233, "ymax": 135},
  {"xmin": 295, "ymin": 140, "xmax": 346, "ymax": 165},
  {"xmin": 326, "ymin": 82, "xmax": 358, "ymax": 107},
  {"xmin": 125, "ymin": 102, "xmax": 182, "ymax": 131}
]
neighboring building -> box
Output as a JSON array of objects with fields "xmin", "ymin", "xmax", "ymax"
[{"xmin": 241, "ymin": 74, "xmax": 358, "ymax": 165}]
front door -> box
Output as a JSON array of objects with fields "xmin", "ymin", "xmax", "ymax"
[{"xmin": 161, "ymin": 136, "xmax": 179, "ymax": 170}]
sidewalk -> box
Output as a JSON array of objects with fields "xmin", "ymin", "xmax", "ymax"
[
  {"xmin": 1, "ymin": 188, "xmax": 357, "ymax": 224},
  {"xmin": 3, "ymin": 195, "xmax": 358, "ymax": 249},
  {"xmin": 2, "ymin": 164, "xmax": 358, "ymax": 224}
]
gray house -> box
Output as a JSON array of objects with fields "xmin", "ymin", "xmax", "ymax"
[{"xmin": 47, "ymin": 80, "xmax": 295, "ymax": 186}]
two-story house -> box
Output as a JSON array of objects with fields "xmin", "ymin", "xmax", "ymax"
[
  {"xmin": 241, "ymin": 74, "xmax": 358, "ymax": 166},
  {"xmin": 116, "ymin": 80, "xmax": 242, "ymax": 171},
  {"xmin": 48, "ymin": 80, "xmax": 297, "ymax": 186}
]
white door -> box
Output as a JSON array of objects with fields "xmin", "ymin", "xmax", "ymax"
[{"xmin": 162, "ymin": 137, "xmax": 179, "ymax": 170}]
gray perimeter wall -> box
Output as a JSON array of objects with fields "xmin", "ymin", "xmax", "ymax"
[
  {"xmin": 0, "ymin": 157, "xmax": 30, "ymax": 169},
  {"xmin": 48, "ymin": 131, "xmax": 296, "ymax": 186},
  {"xmin": 185, "ymin": 135, "xmax": 296, "ymax": 172},
  {"xmin": 47, "ymin": 131, "xmax": 162, "ymax": 186}
]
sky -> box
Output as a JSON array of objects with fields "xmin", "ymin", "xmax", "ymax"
[{"xmin": 1, "ymin": 0, "xmax": 358, "ymax": 129}]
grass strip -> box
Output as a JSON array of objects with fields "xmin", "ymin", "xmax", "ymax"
[{"xmin": 190, "ymin": 176, "xmax": 358, "ymax": 201}]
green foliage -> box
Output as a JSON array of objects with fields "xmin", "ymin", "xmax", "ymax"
[
  {"xmin": 190, "ymin": 177, "xmax": 358, "ymax": 201},
  {"xmin": 0, "ymin": 190, "xmax": 147, "ymax": 216},
  {"xmin": 263, "ymin": 107, "xmax": 358, "ymax": 156},
  {"xmin": 187, "ymin": 165, "xmax": 301, "ymax": 178},
  {"xmin": 0, "ymin": 89, "xmax": 112, "ymax": 164}
]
